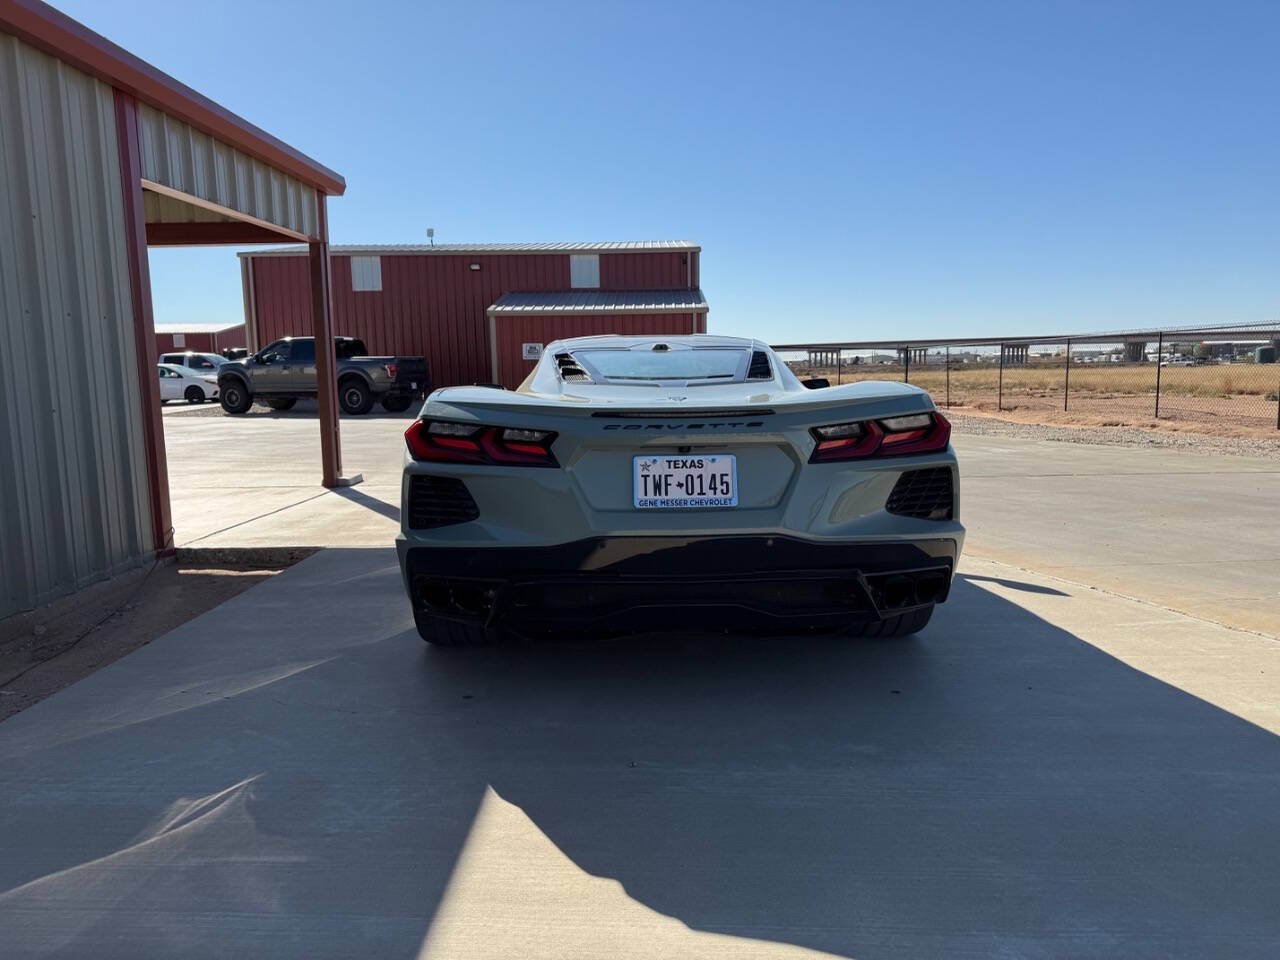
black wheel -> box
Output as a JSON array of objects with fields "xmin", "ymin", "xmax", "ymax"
[
  {"xmin": 339, "ymin": 378, "xmax": 374, "ymax": 415},
  {"xmin": 184, "ymin": 385, "xmax": 206, "ymax": 404},
  {"xmin": 267, "ymin": 398, "xmax": 297, "ymax": 411},
  {"xmin": 380, "ymin": 395, "xmax": 413, "ymax": 413},
  {"xmin": 414, "ymin": 609, "xmax": 491, "ymax": 646},
  {"xmin": 845, "ymin": 604, "xmax": 934, "ymax": 639},
  {"xmin": 219, "ymin": 379, "xmax": 253, "ymax": 414}
]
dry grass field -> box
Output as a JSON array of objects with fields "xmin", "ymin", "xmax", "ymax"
[{"xmin": 788, "ymin": 361, "xmax": 1280, "ymax": 436}]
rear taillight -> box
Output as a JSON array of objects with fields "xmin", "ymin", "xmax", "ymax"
[
  {"xmin": 405, "ymin": 420, "xmax": 558, "ymax": 467},
  {"xmin": 385, "ymin": 362, "xmax": 398, "ymax": 379},
  {"xmin": 809, "ymin": 412, "xmax": 950, "ymax": 463}
]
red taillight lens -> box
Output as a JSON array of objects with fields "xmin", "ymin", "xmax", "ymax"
[
  {"xmin": 405, "ymin": 420, "xmax": 558, "ymax": 467},
  {"xmin": 810, "ymin": 419, "xmax": 884, "ymax": 462},
  {"xmin": 880, "ymin": 411, "xmax": 950, "ymax": 456},
  {"xmin": 808, "ymin": 412, "xmax": 950, "ymax": 462},
  {"xmin": 385, "ymin": 362, "xmax": 398, "ymax": 379}
]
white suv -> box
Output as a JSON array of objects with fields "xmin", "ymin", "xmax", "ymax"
[{"xmin": 158, "ymin": 351, "xmax": 225, "ymax": 373}]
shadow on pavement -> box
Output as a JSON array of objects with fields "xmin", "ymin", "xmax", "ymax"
[
  {"xmin": 955, "ymin": 572, "xmax": 1069, "ymax": 596},
  {"xmin": 330, "ymin": 485, "xmax": 401, "ymax": 523},
  {"xmin": 0, "ymin": 553, "xmax": 1277, "ymax": 959}
]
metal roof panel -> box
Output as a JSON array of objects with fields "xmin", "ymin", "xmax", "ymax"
[
  {"xmin": 488, "ymin": 289, "xmax": 708, "ymax": 316},
  {"xmin": 239, "ymin": 241, "xmax": 700, "ymax": 258}
]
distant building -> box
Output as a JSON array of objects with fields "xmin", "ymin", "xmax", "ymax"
[
  {"xmin": 155, "ymin": 321, "xmax": 245, "ymax": 356},
  {"xmin": 238, "ymin": 243, "xmax": 706, "ymax": 389}
]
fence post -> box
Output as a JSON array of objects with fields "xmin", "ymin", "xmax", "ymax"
[
  {"xmin": 998, "ymin": 343, "xmax": 1004, "ymax": 411},
  {"xmin": 1154, "ymin": 331, "xmax": 1164, "ymax": 419},
  {"xmin": 945, "ymin": 346, "xmax": 951, "ymax": 409},
  {"xmin": 903, "ymin": 347, "xmax": 910, "ymax": 384},
  {"xmin": 1064, "ymin": 338, "xmax": 1071, "ymax": 411},
  {"xmin": 836, "ymin": 348, "xmax": 842, "ymax": 385}
]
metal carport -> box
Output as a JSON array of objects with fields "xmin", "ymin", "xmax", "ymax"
[{"xmin": 0, "ymin": 0, "xmax": 348, "ymax": 618}]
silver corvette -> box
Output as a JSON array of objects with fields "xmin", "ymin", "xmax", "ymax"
[{"xmin": 397, "ymin": 334, "xmax": 963, "ymax": 645}]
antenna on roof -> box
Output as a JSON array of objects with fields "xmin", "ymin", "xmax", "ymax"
[{"xmin": 426, "ymin": 227, "xmax": 434, "ymax": 247}]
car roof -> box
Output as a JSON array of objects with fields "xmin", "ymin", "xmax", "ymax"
[{"xmin": 550, "ymin": 333, "xmax": 765, "ymax": 352}]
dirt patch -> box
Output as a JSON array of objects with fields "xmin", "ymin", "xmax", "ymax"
[
  {"xmin": 948, "ymin": 405, "xmax": 1280, "ymax": 443},
  {"xmin": 0, "ymin": 551, "xmax": 314, "ymax": 722},
  {"xmin": 790, "ymin": 362, "xmax": 1280, "ymax": 438}
]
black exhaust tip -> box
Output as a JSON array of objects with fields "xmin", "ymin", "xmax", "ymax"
[
  {"xmin": 418, "ymin": 579, "xmax": 452, "ymax": 610},
  {"xmin": 450, "ymin": 583, "xmax": 490, "ymax": 616},
  {"xmin": 414, "ymin": 577, "xmax": 498, "ymax": 618},
  {"xmin": 915, "ymin": 572, "xmax": 947, "ymax": 604},
  {"xmin": 880, "ymin": 576, "xmax": 915, "ymax": 609}
]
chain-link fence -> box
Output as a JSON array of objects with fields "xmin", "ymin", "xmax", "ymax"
[{"xmin": 776, "ymin": 322, "xmax": 1280, "ymax": 430}]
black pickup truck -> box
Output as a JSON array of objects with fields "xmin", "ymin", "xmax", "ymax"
[{"xmin": 218, "ymin": 336, "xmax": 429, "ymax": 415}]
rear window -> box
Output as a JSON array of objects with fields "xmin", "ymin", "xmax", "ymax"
[{"xmin": 575, "ymin": 349, "xmax": 745, "ymax": 382}]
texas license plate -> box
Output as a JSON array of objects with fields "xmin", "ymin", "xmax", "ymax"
[{"xmin": 633, "ymin": 455, "xmax": 737, "ymax": 509}]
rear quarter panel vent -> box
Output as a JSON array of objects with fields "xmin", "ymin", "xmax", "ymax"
[
  {"xmin": 555, "ymin": 352, "xmax": 591, "ymax": 383},
  {"xmin": 886, "ymin": 467, "xmax": 954, "ymax": 521},
  {"xmin": 747, "ymin": 350, "xmax": 772, "ymax": 379},
  {"xmin": 408, "ymin": 475, "xmax": 480, "ymax": 529}
]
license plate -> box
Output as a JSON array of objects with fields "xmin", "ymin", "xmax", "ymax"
[{"xmin": 633, "ymin": 454, "xmax": 737, "ymax": 509}]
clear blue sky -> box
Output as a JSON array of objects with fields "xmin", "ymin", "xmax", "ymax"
[{"xmin": 59, "ymin": 0, "xmax": 1280, "ymax": 342}]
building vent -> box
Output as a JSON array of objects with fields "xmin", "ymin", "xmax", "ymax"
[
  {"xmin": 885, "ymin": 468, "xmax": 954, "ymax": 521},
  {"xmin": 747, "ymin": 350, "xmax": 772, "ymax": 379},
  {"xmin": 555, "ymin": 352, "xmax": 592, "ymax": 383},
  {"xmin": 407, "ymin": 476, "xmax": 480, "ymax": 529}
]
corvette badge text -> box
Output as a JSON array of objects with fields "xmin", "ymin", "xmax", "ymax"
[{"xmin": 604, "ymin": 422, "xmax": 766, "ymax": 431}]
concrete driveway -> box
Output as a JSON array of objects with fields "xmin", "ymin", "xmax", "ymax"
[
  {"xmin": 2, "ymin": 548, "xmax": 1279, "ymax": 959},
  {"xmin": 162, "ymin": 411, "xmax": 1280, "ymax": 636}
]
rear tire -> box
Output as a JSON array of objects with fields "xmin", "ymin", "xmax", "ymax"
[
  {"xmin": 339, "ymin": 378, "xmax": 374, "ymax": 415},
  {"xmin": 267, "ymin": 398, "xmax": 297, "ymax": 411},
  {"xmin": 219, "ymin": 379, "xmax": 253, "ymax": 414},
  {"xmin": 414, "ymin": 610, "xmax": 491, "ymax": 646},
  {"xmin": 380, "ymin": 395, "xmax": 413, "ymax": 413},
  {"xmin": 845, "ymin": 604, "xmax": 934, "ymax": 639},
  {"xmin": 184, "ymin": 385, "xmax": 205, "ymax": 404}
]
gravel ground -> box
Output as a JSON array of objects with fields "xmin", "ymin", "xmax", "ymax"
[{"xmin": 948, "ymin": 411, "xmax": 1280, "ymax": 458}]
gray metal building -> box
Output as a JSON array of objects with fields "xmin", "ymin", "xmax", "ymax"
[{"xmin": 0, "ymin": 0, "xmax": 346, "ymax": 619}]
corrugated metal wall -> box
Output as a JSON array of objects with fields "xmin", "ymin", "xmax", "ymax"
[
  {"xmin": 0, "ymin": 34, "xmax": 153, "ymax": 619},
  {"xmin": 494, "ymin": 314, "xmax": 701, "ymax": 388},
  {"xmin": 137, "ymin": 102, "xmax": 318, "ymax": 239},
  {"xmin": 249, "ymin": 251, "xmax": 698, "ymax": 387}
]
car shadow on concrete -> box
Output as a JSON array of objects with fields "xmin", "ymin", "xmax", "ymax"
[
  {"xmin": 330, "ymin": 484, "xmax": 401, "ymax": 523},
  {"xmin": 0, "ymin": 552, "xmax": 1277, "ymax": 959},
  {"xmin": 239, "ymin": 398, "xmax": 419, "ymax": 421},
  {"xmin": 955, "ymin": 572, "xmax": 1069, "ymax": 596}
]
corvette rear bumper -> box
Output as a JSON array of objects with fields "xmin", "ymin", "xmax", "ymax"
[{"xmin": 400, "ymin": 535, "xmax": 958, "ymax": 635}]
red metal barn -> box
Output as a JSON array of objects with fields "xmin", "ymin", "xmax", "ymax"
[
  {"xmin": 154, "ymin": 322, "xmax": 245, "ymax": 356},
  {"xmin": 238, "ymin": 242, "xmax": 706, "ymax": 388}
]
